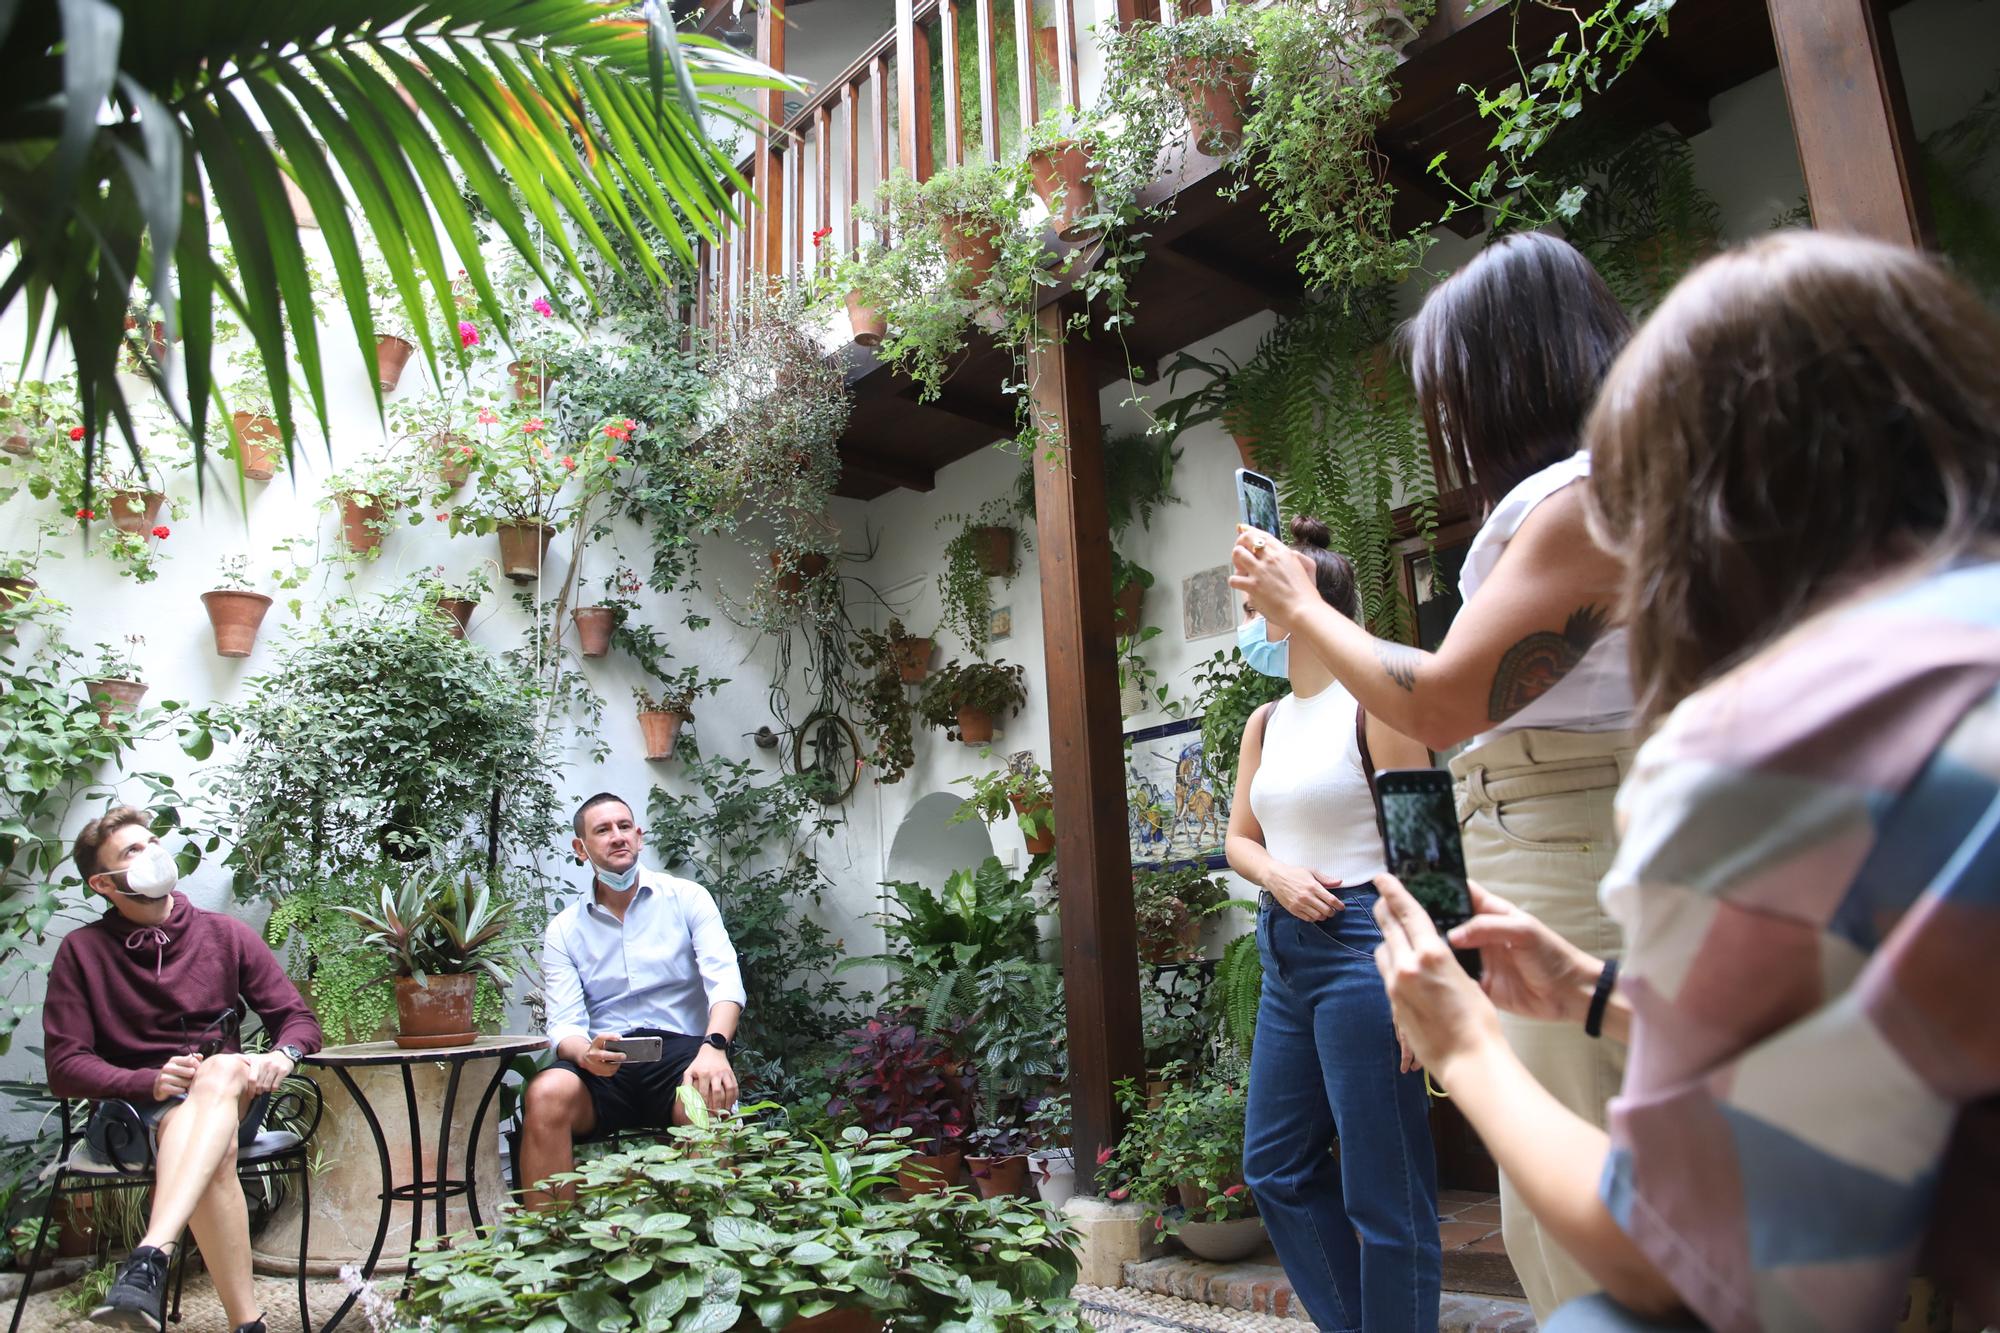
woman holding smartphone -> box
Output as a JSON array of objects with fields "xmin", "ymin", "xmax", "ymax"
[
  {"xmin": 1229, "ymin": 233, "xmax": 1636, "ymax": 1320},
  {"xmin": 1226, "ymin": 517, "xmax": 1440, "ymax": 1333}
]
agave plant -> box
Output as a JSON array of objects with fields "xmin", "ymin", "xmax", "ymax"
[
  {"xmin": 335, "ymin": 869, "xmax": 524, "ymax": 988},
  {"xmin": 0, "ymin": 2, "xmax": 793, "ymax": 490}
]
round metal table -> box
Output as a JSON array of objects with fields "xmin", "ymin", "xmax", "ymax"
[{"xmin": 305, "ymin": 1035, "xmax": 545, "ymax": 1331}]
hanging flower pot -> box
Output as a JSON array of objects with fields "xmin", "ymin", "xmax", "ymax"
[
  {"xmin": 495, "ymin": 521, "xmax": 555, "ymax": 583},
  {"xmin": 231, "ymin": 411, "xmax": 280, "ymax": 481},
  {"xmin": 122, "ymin": 317, "xmax": 169, "ymax": 369},
  {"xmin": 1010, "ymin": 793, "xmax": 1056, "ymax": 855},
  {"xmin": 1171, "ymin": 55, "xmax": 1256, "ymax": 156},
  {"xmin": 85, "ymin": 678, "xmax": 147, "ymax": 726},
  {"xmin": 2, "ymin": 422, "xmax": 33, "ymax": 456},
  {"xmin": 1028, "ymin": 138, "xmax": 1098, "ymax": 242},
  {"xmin": 956, "ymin": 705, "xmax": 995, "ymax": 745},
  {"xmin": 638, "ymin": 709, "xmax": 689, "ymax": 761},
  {"xmin": 432, "ymin": 432, "xmax": 473, "ymax": 488},
  {"xmin": 375, "ymin": 335, "xmax": 415, "ymax": 392},
  {"xmin": 200, "ymin": 590, "xmax": 273, "ymax": 658},
  {"xmin": 972, "ymin": 526, "xmax": 1015, "ymax": 577},
  {"xmin": 392, "ymin": 973, "xmax": 478, "ymax": 1049},
  {"xmin": 889, "ymin": 634, "xmax": 934, "ymax": 684},
  {"xmin": 574, "ymin": 607, "xmax": 616, "ymax": 658},
  {"xmin": 1113, "ymin": 579, "xmax": 1146, "ymax": 637},
  {"xmin": 107, "ymin": 490, "xmax": 165, "ymax": 535},
  {"xmin": 339, "ymin": 493, "xmax": 386, "ymax": 554},
  {"xmin": 939, "ymin": 214, "xmax": 1003, "ymax": 294},
  {"xmin": 844, "ymin": 290, "xmax": 887, "ymax": 347},
  {"xmin": 770, "ymin": 549, "xmax": 832, "ymax": 598},
  {"xmin": 0, "ymin": 576, "xmax": 35, "ymax": 641},
  {"xmin": 508, "ymin": 360, "xmax": 554, "ymax": 403},
  {"xmin": 435, "ymin": 598, "xmax": 478, "ymax": 639}
]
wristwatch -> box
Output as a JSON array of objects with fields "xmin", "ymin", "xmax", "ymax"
[
  {"xmin": 277, "ymin": 1044, "xmax": 305, "ymax": 1070},
  {"xmin": 703, "ymin": 1033, "xmax": 733, "ymax": 1057}
]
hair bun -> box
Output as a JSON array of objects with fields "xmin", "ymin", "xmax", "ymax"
[{"xmin": 1289, "ymin": 515, "xmax": 1332, "ymax": 549}]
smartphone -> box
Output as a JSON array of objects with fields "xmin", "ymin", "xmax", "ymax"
[
  {"xmin": 1234, "ymin": 468, "xmax": 1281, "ymax": 539},
  {"xmin": 606, "ymin": 1035, "xmax": 664, "ymax": 1064},
  {"xmin": 1373, "ymin": 768, "xmax": 1481, "ymax": 980}
]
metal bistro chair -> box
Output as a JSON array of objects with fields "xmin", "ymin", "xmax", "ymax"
[{"xmin": 8, "ymin": 1077, "xmax": 324, "ymax": 1333}]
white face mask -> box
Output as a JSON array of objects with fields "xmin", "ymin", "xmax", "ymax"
[
  {"xmin": 111, "ymin": 843, "xmax": 179, "ymax": 900},
  {"xmin": 593, "ymin": 857, "xmax": 642, "ymax": 893}
]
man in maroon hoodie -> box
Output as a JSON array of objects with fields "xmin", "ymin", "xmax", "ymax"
[{"xmin": 43, "ymin": 807, "xmax": 322, "ymax": 1332}]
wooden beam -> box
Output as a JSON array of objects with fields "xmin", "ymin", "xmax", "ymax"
[
  {"xmin": 1029, "ymin": 297, "xmax": 1142, "ymax": 1194},
  {"xmin": 1767, "ymin": 0, "xmax": 1933, "ymax": 247},
  {"xmin": 913, "ymin": 384, "xmax": 1017, "ymax": 439},
  {"xmin": 1382, "ymin": 147, "xmax": 1482, "ymax": 239},
  {"xmin": 1162, "ymin": 238, "xmax": 1303, "ymax": 313},
  {"xmin": 840, "ymin": 449, "xmax": 938, "ymax": 493}
]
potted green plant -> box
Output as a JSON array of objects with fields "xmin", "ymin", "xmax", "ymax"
[
  {"xmin": 1105, "ymin": 1060, "xmax": 1263, "ymax": 1261},
  {"xmin": 952, "ymin": 755, "xmax": 1056, "ymax": 855},
  {"xmin": 1112, "ymin": 550, "xmax": 1155, "ymax": 636},
  {"xmin": 1118, "ymin": 625, "xmax": 1166, "ymax": 718},
  {"xmin": 961, "ymin": 957, "xmax": 1066, "ymax": 1200},
  {"xmin": 1024, "ymin": 116, "xmax": 1103, "ymax": 242},
  {"xmin": 362, "ymin": 256, "xmax": 417, "ymax": 392},
  {"xmin": 0, "ymin": 550, "xmax": 42, "ymax": 623},
  {"xmin": 335, "ymin": 871, "xmax": 523, "ymax": 1049},
  {"xmin": 828, "ymin": 1016, "xmax": 978, "ymax": 1194},
  {"xmin": 919, "ymin": 658, "xmax": 1027, "ymax": 745},
  {"xmin": 200, "ymin": 555, "xmax": 273, "ymax": 658},
  {"xmin": 635, "ymin": 667, "xmax": 722, "ymax": 761},
  {"xmin": 882, "ymin": 617, "xmax": 934, "ymax": 683},
  {"xmin": 84, "ymin": 636, "xmax": 147, "ymax": 725},
  {"xmin": 323, "ymin": 453, "xmax": 414, "ymax": 557},
  {"xmin": 851, "ymin": 625, "xmax": 918, "ymax": 786},
  {"xmin": 937, "ymin": 500, "xmax": 1028, "ymax": 656},
  {"xmin": 1134, "ymin": 864, "xmax": 1232, "ymax": 964},
  {"xmin": 219, "ymin": 344, "xmax": 294, "ymax": 481},
  {"xmin": 449, "ymin": 406, "xmax": 620, "ymax": 582},
  {"xmin": 415, "ymin": 564, "xmax": 492, "ymax": 640}
]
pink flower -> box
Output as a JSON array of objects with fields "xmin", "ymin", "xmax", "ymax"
[
  {"xmin": 68, "ymin": 426, "xmax": 85, "ymax": 441},
  {"xmin": 1223, "ymin": 1184, "xmax": 1245, "ymax": 1197},
  {"xmin": 476, "ymin": 408, "xmax": 498, "ymax": 425},
  {"xmin": 606, "ymin": 454, "xmax": 618, "ymax": 464},
  {"xmin": 436, "ymin": 513, "xmax": 449, "ymax": 522},
  {"xmin": 603, "ymin": 419, "xmax": 633, "ymax": 442},
  {"xmin": 459, "ymin": 445, "xmax": 475, "ymax": 457},
  {"xmin": 1109, "ymin": 1187, "xmax": 1129, "ymax": 1201},
  {"xmin": 457, "ymin": 321, "xmax": 480, "ymax": 349},
  {"xmin": 522, "ymin": 418, "xmax": 545, "ymax": 434},
  {"xmin": 532, "ymin": 297, "xmax": 554, "ymax": 318},
  {"xmin": 1096, "ymin": 1145, "xmax": 1114, "ymax": 1167},
  {"xmin": 561, "ymin": 455, "xmax": 576, "ymax": 471},
  {"xmin": 150, "ymin": 525, "xmax": 170, "ymax": 539}
]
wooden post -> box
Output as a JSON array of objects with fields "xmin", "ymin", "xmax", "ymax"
[
  {"xmin": 1767, "ymin": 0, "xmax": 1933, "ymax": 247},
  {"xmin": 975, "ymin": 0, "xmax": 1000, "ymax": 163},
  {"xmin": 1029, "ymin": 297, "xmax": 1143, "ymax": 1194},
  {"xmin": 895, "ymin": 0, "xmax": 936, "ymax": 182},
  {"xmin": 755, "ymin": 1, "xmax": 788, "ymax": 281},
  {"xmin": 941, "ymin": 0, "xmax": 964, "ymax": 169},
  {"xmin": 1013, "ymin": 0, "xmax": 1038, "ymax": 135}
]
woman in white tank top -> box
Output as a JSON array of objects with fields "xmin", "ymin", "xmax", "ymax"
[
  {"xmin": 1228, "ymin": 234, "xmax": 1639, "ymax": 1321},
  {"xmin": 1226, "ymin": 518, "xmax": 1440, "ymax": 1333}
]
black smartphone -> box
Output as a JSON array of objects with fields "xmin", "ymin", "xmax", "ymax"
[
  {"xmin": 606, "ymin": 1035, "xmax": 664, "ymax": 1064},
  {"xmin": 1234, "ymin": 468, "xmax": 1280, "ymax": 538},
  {"xmin": 1373, "ymin": 768, "xmax": 1481, "ymax": 980}
]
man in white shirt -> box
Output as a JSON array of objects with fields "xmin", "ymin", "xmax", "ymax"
[{"xmin": 518, "ymin": 792, "xmax": 746, "ymax": 1208}]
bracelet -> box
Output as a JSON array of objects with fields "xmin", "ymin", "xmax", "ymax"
[{"xmin": 1585, "ymin": 957, "xmax": 1619, "ymax": 1039}]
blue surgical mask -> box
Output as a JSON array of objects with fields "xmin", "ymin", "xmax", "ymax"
[
  {"xmin": 594, "ymin": 858, "xmax": 643, "ymax": 893},
  {"xmin": 1237, "ymin": 616, "xmax": 1290, "ymax": 679}
]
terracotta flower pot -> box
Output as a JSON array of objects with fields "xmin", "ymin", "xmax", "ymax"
[
  {"xmin": 972, "ymin": 526, "xmax": 1015, "ymax": 577},
  {"xmin": 770, "ymin": 549, "xmax": 832, "ymax": 597},
  {"xmin": 894, "ymin": 1150, "xmax": 963, "ymax": 1196},
  {"xmin": 1113, "ymin": 580, "xmax": 1146, "ymax": 637},
  {"xmin": 956, "ymin": 705, "xmax": 995, "ymax": 745},
  {"xmin": 375, "ymin": 335, "xmax": 415, "ymax": 392},
  {"xmin": 200, "ymin": 590, "xmax": 273, "ymax": 658},
  {"xmin": 122, "ymin": 316, "xmax": 169, "ymax": 368},
  {"xmin": 2, "ymin": 423, "xmax": 34, "ymax": 456},
  {"xmin": 392, "ymin": 973, "xmax": 479, "ymax": 1050},
  {"xmin": 435, "ymin": 598, "xmax": 478, "ymax": 639},
  {"xmin": 432, "ymin": 432, "xmax": 473, "ymax": 488},
  {"xmin": 574, "ymin": 606, "xmax": 616, "ymax": 658},
  {"xmin": 0, "ymin": 576, "xmax": 35, "ymax": 641},
  {"xmin": 232, "ymin": 411, "xmax": 280, "ymax": 481},
  {"xmin": 1172, "ymin": 54, "xmax": 1256, "ymax": 156},
  {"xmin": 108, "ymin": 490, "xmax": 165, "ymax": 535},
  {"xmin": 939, "ymin": 214, "xmax": 1002, "ymax": 294},
  {"xmin": 340, "ymin": 493, "xmax": 387, "ymax": 554},
  {"xmin": 1010, "ymin": 794, "xmax": 1056, "ymax": 855},
  {"xmin": 844, "ymin": 290, "xmax": 887, "ymax": 348},
  {"xmin": 85, "ymin": 678, "xmax": 147, "ymax": 726},
  {"xmin": 966, "ymin": 1153, "xmax": 1031, "ymax": 1199},
  {"xmin": 508, "ymin": 359, "xmax": 554, "ymax": 403},
  {"xmin": 496, "ymin": 521, "xmax": 555, "ymax": 583},
  {"xmin": 889, "ymin": 635, "xmax": 933, "ymax": 684},
  {"xmin": 1028, "ymin": 138, "xmax": 1098, "ymax": 242},
  {"xmin": 639, "ymin": 709, "xmax": 689, "ymax": 761}
]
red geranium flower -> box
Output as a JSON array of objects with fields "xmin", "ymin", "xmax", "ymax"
[
  {"xmin": 1223, "ymin": 1183, "xmax": 1245, "ymax": 1197},
  {"xmin": 150, "ymin": 525, "xmax": 170, "ymax": 539},
  {"xmin": 561, "ymin": 455, "xmax": 576, "ymax": 471},
  {"xmin": 811, "ymin": 225, "xmax": 833, "ymax": 247},
  {"xmin": 1096, "ymin": 1145, "xmax": 1114, "ymax": 1167},
  {"xmin": 75, "ymin": 507, "xmax": 95, "ymax": 520},
  {"xmin": 607, "ymin": 454, "xmax": 619, "ymax": 465},
  {"xmin": 476, "ymin": 408, "xmax": 499, "ymax": 425},
  {"xmin": 436, "ymin": 513, "xmax": 449, "ymax": 522},
  {"xmin": 1109, "ymin": 1187, "xmax": 1129, "ymax": 1201},
  {"xmin": 523, "ymin": 417, "xmax": 546, "ymax": 433},
  {"xmin": 68, "ymin": 426, "xmax": 85, "ymax": 441}
]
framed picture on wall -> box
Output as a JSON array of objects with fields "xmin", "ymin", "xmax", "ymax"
[{"xmin": 1125, "ymin": 716, "xmax": 1233, "ymax": 871}]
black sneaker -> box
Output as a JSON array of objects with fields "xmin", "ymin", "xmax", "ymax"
[
  {"xmin": 89, "ymin": 1245, "xmax": 170, "ymax": 1330},
  {"xmin": 234, "ymin": 1321, "xmax": 268, "ymax": 1333}
]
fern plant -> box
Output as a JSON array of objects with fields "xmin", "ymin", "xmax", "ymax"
[
  {"xmin": 1538, "ymin": 127, "xmax": 1724, "ymax": 314},
  {"xmin": 1226, "ymin": 288, "xmax": 1436, "ymax": 638},
  {"xmin": 1212, "ymin": 929, "xmax": 1263, "ymax": 1060}
]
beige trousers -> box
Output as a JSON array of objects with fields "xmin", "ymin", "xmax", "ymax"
[{"xmin": 1450, "ymin": 728, "xmax": 1636, "ymax": 1325}]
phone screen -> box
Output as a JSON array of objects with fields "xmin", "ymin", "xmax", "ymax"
[
  {"xmin": 1375, "ymin": 769, "xmax": 1481, "ymax": 978},
  {"xmin": 1235, "ymin": 468, "xmax": 1280, "ymax": 538}
]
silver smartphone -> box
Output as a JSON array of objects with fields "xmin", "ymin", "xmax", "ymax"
[
  {"xmin": 1235, "ymin": 467, "xmax": 1280, "ymax": 538},
  {"xmin": 607, "ymin": 1035, "xmax": 664, "ymax": 1064}
]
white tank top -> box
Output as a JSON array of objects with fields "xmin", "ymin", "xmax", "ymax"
[
  {"xmin": 1247, "ymin": 683, "xmax": 1387, "ymax": 885},
  {"xmin": 1459, "ymin": 451, "xmax": 1636, "ymax": 749}
]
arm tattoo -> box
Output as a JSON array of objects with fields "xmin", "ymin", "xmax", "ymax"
[
  {"xmin": 1488, "ymin": 605, "xmax": 1612, "ymax": 723},
  {"xmin": 1374, "ymin": 640, "xmax": 1422, "ymax": 692}
]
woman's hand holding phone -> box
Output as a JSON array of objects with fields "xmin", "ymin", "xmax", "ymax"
[
  {"xmin": 1447, "ymin": 882, "xmax": 1607, "ymax": 1026},
  {"xmin": 1368, "ymin": 872, "xmax": 1502, "ymax": 1081},
  {"xmin": 1262, "ymin": 862, "xmax": 1346, "ymax": 921}
]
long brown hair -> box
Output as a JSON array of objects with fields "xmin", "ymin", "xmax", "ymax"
[
  {"xmin": 1400, "ymin": 231, "xmax": 1633, "ymax": 511},
  {"xmin": 1585, "ymin": 232, "xmax": 2000, "ymax": 724}
]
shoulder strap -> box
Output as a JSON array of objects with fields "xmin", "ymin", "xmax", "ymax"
[{"xmin": 1356, "ymin": 704, "xmax": 1389, "ymax": 848}]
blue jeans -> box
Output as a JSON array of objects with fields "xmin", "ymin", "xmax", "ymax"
[{"xmin": 1243, "ymin": 897, "xmax": 1441, "ymax": 1333}]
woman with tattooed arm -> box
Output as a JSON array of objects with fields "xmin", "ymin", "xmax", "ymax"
[{"xmin": 1229, "ymin": 232, "xmax": 1635, "ymax": 1322}]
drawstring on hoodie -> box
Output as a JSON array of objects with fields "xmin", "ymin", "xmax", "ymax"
[{"xmin": 124, "ymin": 927, "xmax": 171, "ymax": 981}]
